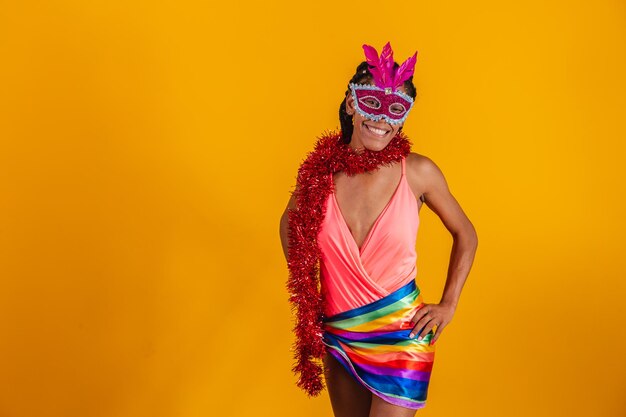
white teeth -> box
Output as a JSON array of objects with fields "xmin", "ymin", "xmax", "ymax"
[{"xmin": 366, "ymin": 124, "xmax": 389, "ymax": 136}]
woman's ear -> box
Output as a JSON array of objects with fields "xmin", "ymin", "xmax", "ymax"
[{"xmin": 345, "ymin": 94, "xmax": 355, "ymax": 116}]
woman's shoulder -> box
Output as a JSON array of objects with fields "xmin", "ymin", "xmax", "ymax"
[
  {"xmin": 405, "ymin": 151, "xmax": 440, "ymax": 174},
  {"xmin": 405, "ymin": 152, "xmax": 447, "ymax": 203}
]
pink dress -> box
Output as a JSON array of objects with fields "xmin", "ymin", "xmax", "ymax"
[
  {"xmin": 317, "ymin": 156, "xmax": 436, "ymax": 410},
  {"xmin": 318, "ymin": 156, "xmax": 419, "ymax": 317}
]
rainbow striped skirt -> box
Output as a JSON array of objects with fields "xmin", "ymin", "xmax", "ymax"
[{"xmin": 322, "ymin": 279, "xmax": 436, "ymax": 410}]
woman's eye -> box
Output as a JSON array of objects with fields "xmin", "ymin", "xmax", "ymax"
[
  {"xmin": 360, "ymin": 96, "xmax": 381, "ymax": 109},
  {"xmin": 390, "ymin": 104, "xmax": 406, "ymax": 115}
]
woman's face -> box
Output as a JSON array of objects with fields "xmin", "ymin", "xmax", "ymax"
[{"xmin": 345, "ymin": 83, "xmax": 411, "ymax": 152}]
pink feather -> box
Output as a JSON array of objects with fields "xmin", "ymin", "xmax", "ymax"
[
  {"xmin": 362, "ymin": 44, "xmax": 383, "ymax": 87},
  {"xmin": 393, "ymin": 51, "xmax": 418, "ymax": 90},
  {"xmin": 362, "ymin": 44, "xmax": 380, "ymax": 66},
  {"xmin": 379, "ymin": 42, "xmax": 394, "ymax": 88},
  {"xmin": 362, "ymin": 42, "xmax": 418, "ymax": 91}
]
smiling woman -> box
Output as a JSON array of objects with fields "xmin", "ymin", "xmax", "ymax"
[
  {"xmin": 337, "ymin": 45, "xmax": 417, "ymax": 152},
  {"xmin": 279, "ymin": 42, "xmax": 478, "ymax": 417}
]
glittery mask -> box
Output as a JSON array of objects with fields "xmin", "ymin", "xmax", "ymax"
[
  {"xmin": 349, "ymin": 82, "xmax": 414, "ymax": 125},
  {"xmin": 349, "ymin": 41, "xmax": 418, "ymax": 125}
]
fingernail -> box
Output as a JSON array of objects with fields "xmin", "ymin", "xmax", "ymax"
[
  {"xmin": 409, "ymin": 333, "xmax": 414, "ymax": 338},
  {"xmin": 417, "ymin": 335, "xmax": 422, "ymax": 341}
]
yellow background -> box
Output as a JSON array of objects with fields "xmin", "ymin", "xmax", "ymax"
[{"xmin": 1, "ymin": 1, "xmax": 625, "ymax": 416}]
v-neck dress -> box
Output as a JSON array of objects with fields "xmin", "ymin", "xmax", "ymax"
[
  {"xmin": 318, "ymin": 156, "xmax": 419, "ymax": 318},
  {"xmin": 317, "ymin": 156, "xmax": 436, "ymax": 410}
]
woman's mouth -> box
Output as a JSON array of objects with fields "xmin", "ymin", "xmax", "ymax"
[{"xmin": 364, "ymin": 123, "xmax": 390, "ymax": 137}]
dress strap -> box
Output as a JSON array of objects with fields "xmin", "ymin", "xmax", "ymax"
[{"xmin": 402, "ymin": 156, "xmax": 425, "ymax": 203}]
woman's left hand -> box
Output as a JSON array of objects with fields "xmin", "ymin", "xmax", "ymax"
[{"xmin": 408, "ymin": 302, "xmax": 456, "ymax": 345}]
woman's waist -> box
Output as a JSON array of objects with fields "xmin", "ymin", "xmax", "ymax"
[
  {"xmin": 320, "ymin": 264, "xmax": 418, "ymax": 317},
  {"xmin": 322, "ymin": 279, "xmax": 424, "ymax": 331}
]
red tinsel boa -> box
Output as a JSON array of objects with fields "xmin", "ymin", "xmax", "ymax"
[{"xmin": 286, "ymin": 128, "xmax": 412, "ymax": 396}]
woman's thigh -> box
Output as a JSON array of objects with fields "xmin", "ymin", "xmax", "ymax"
[
  {"xmin": 323, "ymin": 351, "xmax": 371, "ymax": 417},
  {"xmin": 369, "ymin": 395, "xmax": 418, "ymax": 417}
]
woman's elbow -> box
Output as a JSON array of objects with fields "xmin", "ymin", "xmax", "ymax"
[{"xmin": 453, "ymin": 222, "xmax": 478, "ymax": 248}]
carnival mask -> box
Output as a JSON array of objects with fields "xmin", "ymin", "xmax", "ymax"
[
  {"xmin": 350, "ymin": 42, "xmax": 418, "ymax": 125},
  {"xmin": 349, "ymin": 83, "xmax": 414, "ymax": 125}
]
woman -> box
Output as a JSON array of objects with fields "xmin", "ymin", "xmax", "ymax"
[{"xmin": 279, "ymin": 42, "xmax": 478, "ymax": 417}]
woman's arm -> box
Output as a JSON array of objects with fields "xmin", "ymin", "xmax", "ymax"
[
  {"xmin": 406, "ymin": 154, "xmax": 478, "ymax": 342},
  {"xmin": 279, "ymin": 185, "xmax": 298, "ymax": 262}
]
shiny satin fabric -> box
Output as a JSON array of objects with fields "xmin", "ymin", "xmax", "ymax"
[{"xmin": 322, "ymin": 279, "xmax": 436, "ymax": 410}]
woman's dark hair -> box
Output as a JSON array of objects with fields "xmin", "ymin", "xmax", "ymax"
[{"xmin": 339, "ymin": 61, "xmax": 417, "ymax": 144}]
